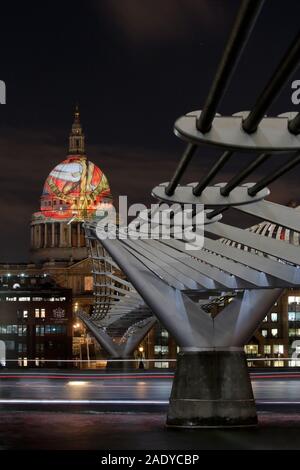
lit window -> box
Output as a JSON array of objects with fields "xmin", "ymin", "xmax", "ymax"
[
  {"xmin": 289, "ymin": 328, "xmax": 300, "ymax": 337},
  {"xmin": 154, "ymin": 345, "xmax": 169, "ymax": 355},
  {"xmin": 44, "ymin": 325, "xmax": 66, "ymax": 335},
  {"xmin": 289, "ymin": 312, "xmax": 296, "ymax": 321},
  {"xmin": 18, "ymin": 326, "xmax": 27, "ymax": 336},
  {"xmin": 263, "ymin": 316, "xmax": 268, "ymax": 322},
  {"xmin": 291, "ymin": 312, "xmax": 300, "ymax": 321},
  {"xmin": 271, "ymin": 313, "xmax": 278, "ymax": 322},
  {"xmin": 289, "ymin": 296, "xmax": 300, "ymax": 304},
  {"xmin": 161, "ymin": 330, "xmax": 169, "ymax": 338},
  {"xmin": 18, "ymin": 343, "xmax": 27, "ymax": 353},
  {"xmin": 271, "ymin": 328, "xmax": 278, "ymax": 337},
  {"xmin": 35, "ymin": 308, "xmax": 40, "ymax": 318},
  {"xmin": 261, "ymin": 329, "xmax": 268, "ymax": 337},
  {"xmin": 23, "ymin": 310, "xmax": 28, "ymax": 318},
  {"xmin": 245, "ymin": 344, "xmax": 258, "ymax": 355},
  {"xmin": 273, "ymin": 344, "xmax": 284, "ymax": 354},
  {"xmin": 264, "ymin": 345, "xmax": 271, "ymax": 354},
  {"xmin": 6, "ymin": 325, "xmax": 17, "ymax": 334},
  {"xmin": 84, "ymin": 276, "xmax": 93, "ymax": 291},
  {"xmin": 41, "ymin": 308, "xmax": 46, "ymax": 318},
  {"xmin": 19, "ymin": 297, "xmax": 30, "ymax": 302},
  {"xmin": 35, "ymin": 326, "xmax": 44, "ymax": 336},
  {"xmin": 154, "ymin": 362, "xmax": 169, "ymax": 368},
  {"xmin": 274, "ymin": 361, "xmax": 284, "ymax": 367}
]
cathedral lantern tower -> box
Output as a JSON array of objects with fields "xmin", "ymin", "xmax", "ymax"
[
  {"xmin": 30, "ymin": 107, "xmax": 112, "ymax": 264},
  {"xmin": 69, "ymin": 106, "xmax": 85, "ymax": 155}
]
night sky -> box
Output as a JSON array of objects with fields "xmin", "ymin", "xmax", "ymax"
[{"xmin": 0, "ymin": 0, "xmax": 300, "ymax": 261}]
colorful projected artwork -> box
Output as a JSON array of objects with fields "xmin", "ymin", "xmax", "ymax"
[{"xmin": 40, "ymin": 155, "xmax": 111, "ymax": 220}]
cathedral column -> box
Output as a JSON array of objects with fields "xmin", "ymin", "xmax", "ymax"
[
  {"xmin": 30, "ymin": 225, "xmax": 34, "ymax": 248},
  {"xmin": 60, "ymin": 223, "xmax": 64, "ymax": 247},
  {"xmin": 77, "ymin": 223, "xmax": 81, "ymax": 248},
  {"xmin": 34, "ymin": 225, "xmax": 37, "ymax": 248},
  {"xmin": 33, "ymin": 226, "xmax": 36, "ymax": 248},
  {"xmin": 38, "ymin": 224, "xmax": 42, "ymax": 248},
  {"xmin": 51, "ymin": 223, "xmax": 55, "ymax": 247},
  {"xmin": 44, "ymin": 223, "xmax": 47, "ymax": 248},
  {"xmin": 68, "ymin": 224, "xmax": 72, "ymax": 247}
]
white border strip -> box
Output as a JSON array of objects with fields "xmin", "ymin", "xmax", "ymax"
[{"xmin": 0, "ymin": 399, "xmax": 169, "ymax": 405}]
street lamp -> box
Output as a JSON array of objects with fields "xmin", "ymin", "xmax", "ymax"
[{"xmin": 138, "ymin": 346, "xmax": 144, "ymax": 370}]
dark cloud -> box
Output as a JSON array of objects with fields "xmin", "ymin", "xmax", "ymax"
[
  {"xmin": 97, "ymin": 0, "xmax": 230, "ymax": 44},
  {"xmin": 0, "ymin": 129, "xmax": 63, "ymax": 261}
]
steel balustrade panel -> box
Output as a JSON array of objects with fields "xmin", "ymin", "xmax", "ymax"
[
  {"xmin": 205, "ymin": 222, "xmax": 300, "ymax": 266},
  {"xmin": 155, "ymin": 238, "xmax": 280, "ymax": 288}
]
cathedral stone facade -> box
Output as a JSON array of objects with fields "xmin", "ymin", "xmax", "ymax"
[{"xmin": 1, "ymin": 108, "xmax": 111, "ymax": 318}]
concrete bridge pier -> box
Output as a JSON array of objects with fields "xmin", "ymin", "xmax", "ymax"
[
  {"xmin": 167, "ymin": 348, "xmax": 256, "ymax": 428},
  {"xmin": 163, "ymin": 288, "xmax": 282, "ymax": 428}
]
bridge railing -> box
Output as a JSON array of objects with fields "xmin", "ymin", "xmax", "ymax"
[{"xmin": 1, "ymin": 357, "xmax": 300, "ymax": 370}]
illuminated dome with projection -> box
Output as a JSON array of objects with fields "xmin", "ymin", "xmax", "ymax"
[
  {"xmin": 30, "ymin": 107, "xmax": 112, "ymax": 264},
  {"xmin": 41, "ymin": 155, "xmax": 111, "ymax": 220}
]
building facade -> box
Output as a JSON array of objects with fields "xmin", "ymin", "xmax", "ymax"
[
  {"xmin": 0, "ymin": 274, "xmax": 72, "ymax": 367},
  {"xmin": 245, "ymin": 289, "xmax": 300, "ymax": 366},
  {"xmin": 137, "ymin": 290, "xmax": 300, "ymax": 368}
]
